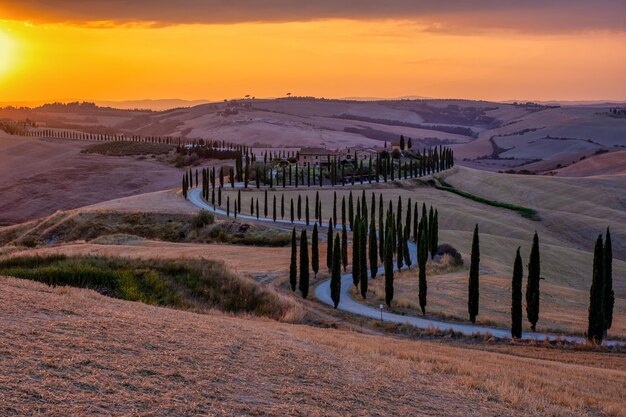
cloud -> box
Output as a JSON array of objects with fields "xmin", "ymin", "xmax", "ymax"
[{"xmin": 2, "ymin": 0, "xmax": 625, "ymax": 32}]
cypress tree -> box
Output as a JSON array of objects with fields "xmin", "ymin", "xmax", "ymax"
[
  {"xmin": 413, "ymin": 201, "xmax": 418, "ymax": 242},
  {"xmin": 428, "ymin": 206, "xmax": 434, "ymax": 242},
  {"xmin": 272, "ymin": 195, "xmax": 277, "ymax": 222},
  {"xmin": 341, "ymin": 196, "xmax": 346, "ymax": 227},
  {"xmin": 468, "ymin": 224, "xmax": 480, "ymax": 324},
  {"xmin": 341, "ymin": 222, "xmax": 348, "ymax": 272},
  {"xmin": 290, "ymin": 228, "xmax": 297, "ymax": 291},
  {"xmin": 256, "ymin": 199, "xmax": 259, "ymax": 220},
  {"xmin": 430, "ymin": 209, "xmax": 439, "ymax": 259},
  {"xmin": 318, "ymin": 200, "xmax": 323, "ymax": 226},
  {"xmin": 587, "ymin": 235, "xmax": 605, "ymax": 343},
  {"xmin": 405, "ymin": 198, "xmax": 412, "ymax": 241},
  {"xmin": 315, "ymin": 191, "xmax": 320, "ymax": 220},
  {"xmin": 264, "ymin": 190, "xmax": 268, "ymax": 218},
  {"xmin": 511, "ymin": 247, "xmax": 523, "ymax": 339},
  {"xmin": 348, "ymin": 191, "xmax": 354, "ymax": 230},
  {"xmin": 396, "ymin": 222, "xmax": 404, "ymax": 271},
  {"xmin": 281, "ymin": 194, "xmax": 285, "ymax": 219},
  {"xmin": 369, "ymin": 216, "xmax": 378, "ymax": 279},
  {"xmin": 352, "ymin": 217, "xmax": 361, "ymax": 287},
  {"xmin": 361, "ymin": 190, "xmax": 367, "ymax": 222},
  {"xmin": 305, "ymin": 196, "xmax": 310, "ymax": 225},
  {"xmin": 421, "ymin": 203, "xmax": 429, "ymax": 245},
  {"xmin": 327, "ymin": 218, "xmax": 334, "ymax": 272},
  {"xmin": 396, "ymin": 196, "xmax": 402, "ymax": 246},
  {"xmin": 526, "ymin": 231, "xmax": 541, "ymax": 331},
  {"xmin": 359, "ymin": 218, "xmax": 368, "ymax": 297},
  {"xmin": 331, "ymin": 233, "xmax": 342, "ymax": 308},
  {"xmin": 384, "ymin": 223, "xmax": 394, "ymax": 307},
  {"xmin": 418, "ymin": 221, "xmax": 428, "ymax": 315},
  {"xmin": 604, "ymin": 227, "xmax": 614, "ymax": 335},
  {"xmin": 403, "ymin": 225, "xmax": 412, "ymax": 270},
  {"xmin": 297, "ymin": 194, "xmax": 302, "ymax": 220},
  {"xmin": 299, "ymin": 230, "xmax": 309, "ymax": 298},
  {"xmin": 378, "ymin": 196, "xmax": 385, "ymax": 262},
  {"xmin": 238, "ymin": 189, "xmax": 242, "ymax": 213},
  {"xmin": 250, "ymin": 197, "xmax": 254, "ymax": 216},
  {"xmin": 290, "ymin": 198, "xmax": 294, "ymax": 223},
  {"xmin": 333, "ymin": 192, "xmax": 337, "ymax": 226},
  {"xmin": 312, "ymin": 223, "xmax": 319, "ymax": 278}
]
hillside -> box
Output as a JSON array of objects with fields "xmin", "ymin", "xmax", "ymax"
[
  {"xmin": 0, "ymin": 132, "xmax": 182, "ymax": 225},
  {"xmin": 2, "ymin": 276, "xmax": 625, "ymax": 416},
  {"xmin": 4, "ymin": 98, "xmax": 624, "ymax": 174},
  {"xmin": 552, "ymin": 150, "xmax": 626, "ymax": 177}
]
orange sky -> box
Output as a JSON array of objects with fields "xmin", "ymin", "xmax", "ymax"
[{"xmin": 1, "ymin": 17, "xmax": 625, "ymax": 103}]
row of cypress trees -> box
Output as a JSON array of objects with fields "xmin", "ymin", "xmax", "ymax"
[
  {"xmin": 468, "ymin": 226, "xmax": 616, "ymax": 343},
  {"xmin": 289, "ymin": 225, "xmax": 345, "ymax": 303},
  {"xmin": 286, "ymin": 191, "xmax": 440, "ymax": 307},
  {"xmin": 468, "ymin": 228, "xmax": 542, "ymax": 337},
  {"xmin": 184, "ymin": 144, "xmax": 455, "ymax": 202}
]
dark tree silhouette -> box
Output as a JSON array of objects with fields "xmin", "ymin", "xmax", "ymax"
[
  {"xmin": 468, "ymin": 224, "xmax": 480, "ymax": 324},
  {"xmin": 299, "ymin": 230, "xmax": 310, "ymax": 298},
  {"xmin": 526, "ymin": 231, "xmax": 541, "ymax": 331},
  {"xmin": 604, "ymin": 227, "xmax": 614, "ymax": 335},
  {"xmin": 290, "ymin": 228, "xmax": 297, "ymax": 291},
  {"xmin": 331, "ymin": 233, "xmax": 342, "ymax": 308},
  {"xmin": 587, "ymin": 234, "xmax": 605, "ymax": 343},
  {"xmin": 311, "ymin": 223, "xmax": 319, "ymax": 278},
  {"xmin": 511, "ymin": 247, "xmax": 523, "ymax": 339}
]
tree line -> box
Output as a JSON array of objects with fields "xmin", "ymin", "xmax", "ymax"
[{"xmin": 182, "ymin": 145, "xmax": 455, "ymax": 209}]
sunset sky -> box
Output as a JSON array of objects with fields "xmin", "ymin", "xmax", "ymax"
[{"xmin": 1, "ymin": 0, "xmax": 625, "ymax": 104}]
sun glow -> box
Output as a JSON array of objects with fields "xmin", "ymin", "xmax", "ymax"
[{"xmin": 0, "ymin": 29, "xmax": 18, "ymax": 79}]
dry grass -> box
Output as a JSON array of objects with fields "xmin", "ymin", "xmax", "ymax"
[
  {"xmin": 5, "ymin": 240, "xmax": 292, "ymax": 277},
  {"xmin": 1, "ymin": 276, "xmax": 624, "ymax": 416}
]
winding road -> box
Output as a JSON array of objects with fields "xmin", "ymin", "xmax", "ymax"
[{"xmin": 187, "ymin": 187, "xmax": 622, "ymax": 346}]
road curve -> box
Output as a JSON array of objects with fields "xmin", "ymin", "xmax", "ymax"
[{"xmin": 187, "ymin": 187, "xmax": 622, "ymax": 346}]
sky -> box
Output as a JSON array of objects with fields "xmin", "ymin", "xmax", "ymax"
[{"xmin": 0, "ymin": 0, "xmax": 625, "ymax": 104}]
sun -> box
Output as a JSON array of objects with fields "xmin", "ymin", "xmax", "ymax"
[{"xmin": 0, "ymin": 29, "xmax": 18, "ymax": 79}]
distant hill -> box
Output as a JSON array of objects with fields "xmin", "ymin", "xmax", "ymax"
[{"xmin": 1, "ymin": 97, "xmax": 625, "ymax": 173}]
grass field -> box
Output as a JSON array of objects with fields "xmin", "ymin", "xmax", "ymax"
[{"xmin": 1, "ymin": 277, "xmax": 624, "ymax": 417}]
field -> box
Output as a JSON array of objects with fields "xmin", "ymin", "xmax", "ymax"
[
  {"xmin": 1, "ymin": 277, "xmax": 625, "ymax": 416},
  {"xmin": 0, "ymin": 132, "xmax": 182, "ymax": 225}
]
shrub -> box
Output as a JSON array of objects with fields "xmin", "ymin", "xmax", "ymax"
[
  {"xmin": 191, "ymin": 210, "xmax": 214, "ymax": 229},
  {"xmin": 437, "ymin": 244, "xmax": 463, "ymax": 266}
]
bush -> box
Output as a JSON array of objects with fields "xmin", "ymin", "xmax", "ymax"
[
  {"xmin": 437, "ymin": 244, "xmax": 463, "ymax": 266},
  {"xmin": 191, "ymin": 210, "xmax": 214, "ymax": 229}
]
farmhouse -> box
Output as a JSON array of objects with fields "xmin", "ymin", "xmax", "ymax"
[{"xmin": 298, "ymin": 147, "xmax": 340, "ymax": 166}]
